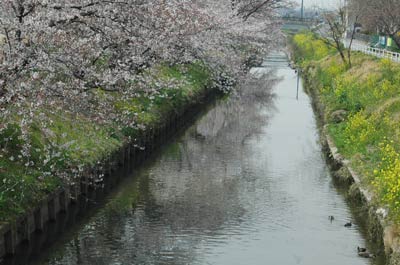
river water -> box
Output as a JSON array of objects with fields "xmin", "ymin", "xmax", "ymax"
[{"xmin": 17, "ymin": 52, "xmax": 382, "ymax": 265}]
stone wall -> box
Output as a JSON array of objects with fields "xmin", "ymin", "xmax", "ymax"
[{"xmin": 300, "ymin": 63, "xmax": 400, "ymax": 265}]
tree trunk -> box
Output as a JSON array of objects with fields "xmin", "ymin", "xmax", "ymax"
[{"xmin": 338, "ymin": 49, "xmax": 348, "ymax": 66}]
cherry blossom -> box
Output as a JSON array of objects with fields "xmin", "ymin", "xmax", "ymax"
[{"xmin": 0, "ymin": 0, "xmax": 289, "ymax": 182}]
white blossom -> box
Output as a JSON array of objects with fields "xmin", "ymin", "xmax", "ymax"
[{"xmin": 0, "ymin": 0, "xmax": 288, "ymax": 184}]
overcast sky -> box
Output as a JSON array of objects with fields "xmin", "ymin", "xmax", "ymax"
[{"xmin": 294, "ymin": 0, "xmax": 342, "ymax": 9}]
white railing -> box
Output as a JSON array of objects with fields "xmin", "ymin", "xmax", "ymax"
[{"xmin": 349, "ymin": 43, "xmax": 400, "ymax": 63}]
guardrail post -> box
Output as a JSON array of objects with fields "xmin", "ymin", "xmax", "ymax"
[{"xmin": 346, "ymin": 40, "xmax": 400, "ymax": 62}]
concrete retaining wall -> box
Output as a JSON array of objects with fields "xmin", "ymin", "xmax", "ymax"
[
  {"xmin": 299, "ymin": 64, "xmax": 400, "ymax": 264},
  {"xmin": 0, "ymin": 85, "xmax": 218, "ymax": 261}
]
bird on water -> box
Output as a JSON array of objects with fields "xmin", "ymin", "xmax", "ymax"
[
  {"xmin": 357, "ymin": 246, "xmax": 367, "ymax": 253},
  {"xmin": 357, "ymin": 246, "xmax": 375, "ymax": 258}
]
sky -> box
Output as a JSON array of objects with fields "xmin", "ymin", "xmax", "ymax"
[{"xmin": 294, "ymin": 0, "xmax": 342, "ymax": 9}]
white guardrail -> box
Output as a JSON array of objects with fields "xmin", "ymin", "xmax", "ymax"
[{"xmin": 350, "ymin": 43, "xmax": 400, "ymax": 63}]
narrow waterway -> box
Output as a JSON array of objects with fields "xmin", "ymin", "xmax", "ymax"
[{"xmin": 16, "ymin": 52, "xmax": 382, "ymax": 265}]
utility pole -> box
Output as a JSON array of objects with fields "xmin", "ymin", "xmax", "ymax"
[
  {"xmin": 344, "ymin": 0, "xmax": 349, "ymax": 42},
  {"xmin": 301, "ymin": 0, "xmax": 304, "ymax": 20}
]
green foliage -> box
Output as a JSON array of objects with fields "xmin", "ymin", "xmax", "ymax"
[
  {"xmin": 0, "ymin": 157, "xmax": 59, "ymax": 220},
  {"xmin": 292, "ymin": 35, "xmax": 400, "ymax": 222},
  {"xmin": 48, "ymin": 113, "xmax": 122, "ymax": 165},
  {"xmin": 317, "ymin": 60, "xmax": 400, "ymax": 114},
  {"xmin": 115, "ymin": 62, "xmax": 211, "ymax": 129},
  {"xmin": 0, "ymin": 62, "xmax": 212, "ymax": 223},
  {"xmin": 0, "ymin": 124, "xmax": 23, "ymax": 156},
  {"xmin": 291, "ymin": 32, "xmax": 336, "ymax": 65}
]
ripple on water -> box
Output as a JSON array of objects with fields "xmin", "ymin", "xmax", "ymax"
[{"xmin": 16, "ymin": 52, "xmax": 381, "ymax": 265}]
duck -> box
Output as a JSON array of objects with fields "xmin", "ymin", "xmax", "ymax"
[
  {"xmin": 344, "ymin": 222, "xmax": 352, "ymax": 227},
  {"xmin": 358, "ymin": 251, "xmax": 375, "ymax": 258},
  {"xmin": 357, "ymin": 246, "xmax": 367, "ymax": 253}
]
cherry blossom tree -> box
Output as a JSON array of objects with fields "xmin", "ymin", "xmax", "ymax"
[{"xmin": 0, "ymin": 0, "xmax": 289, "ymax": 181}]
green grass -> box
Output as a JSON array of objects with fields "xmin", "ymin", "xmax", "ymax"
[
  {"xmin": 292, "ymin": 33, "xmax": 400, "ymax": 222},
  {"xmin": 0, "ymin": 158, "xmax": 59, "ymax": 220},
  {"xmin": 114, "ymin": 62, "xmax": 211, "ymax": 129},
  {"xmin": 0, "ymin": 62, "xmax": 212, "ymax": 223}
]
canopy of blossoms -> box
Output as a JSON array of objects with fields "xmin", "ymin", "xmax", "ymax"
[{"xmin": 0, "ymin": 0, "xmax": 288, "ymax": 178}]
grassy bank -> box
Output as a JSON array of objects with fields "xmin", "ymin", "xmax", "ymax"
[
  {"xmin": 291, "ymin": 33, "xmax": 400, "ymax": 222},
  {"xmin": 0, "ymin": 62, "xmax": 212, "ymax": 223}
]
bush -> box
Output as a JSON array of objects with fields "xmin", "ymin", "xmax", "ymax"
[
  {"xmin": 291, "ymin": 32, "xmax": 336, "ymax": 64},
  {"xmin": 292, "ymin": 33, "xmax": 400, "ymax": 222}
]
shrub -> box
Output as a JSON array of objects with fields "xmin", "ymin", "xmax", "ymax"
[{"xmin": 292, "ymin": 33, "xmax": 400, "ymax": 222}]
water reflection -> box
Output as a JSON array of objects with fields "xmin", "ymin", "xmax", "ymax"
[{"xmin": 23, "ymin": 53, "xmax": 381, "ymax": 265}]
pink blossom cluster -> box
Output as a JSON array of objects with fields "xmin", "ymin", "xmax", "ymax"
[{"xmin": 0, "ymin": 0, "xmax": 287, "ymax": 179}]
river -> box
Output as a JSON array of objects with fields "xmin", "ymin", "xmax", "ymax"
[{"xmin": 7, "ymin": 52, "xmax": 383, "ymax": 265}]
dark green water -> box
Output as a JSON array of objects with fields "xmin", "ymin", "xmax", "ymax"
[{"xmin": 7, "ymin": 52, "xmax": 383, "ymax": 265}]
